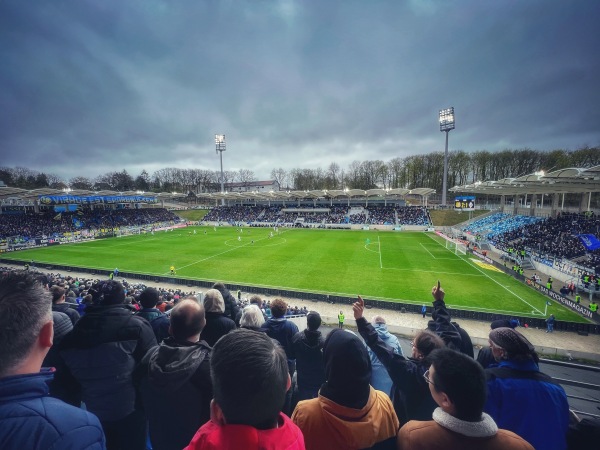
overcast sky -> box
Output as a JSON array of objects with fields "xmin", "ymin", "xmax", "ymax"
[{"xmin": 1, "ymin": 0, "xmax": 599, "ymax": 183}]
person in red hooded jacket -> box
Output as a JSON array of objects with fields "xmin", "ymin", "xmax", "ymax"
[{"xmin": 185, "ymin": 329, "xmax": 305, "ymax": 450}]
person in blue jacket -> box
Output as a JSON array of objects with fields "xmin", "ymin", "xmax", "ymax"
[
  {"xmin": 485, "ymin": 326, "xmax": 569, "ymax": 450},
  {"xmin": 0, "ymin": 271, "xmax": 105, "ymax": 450}
]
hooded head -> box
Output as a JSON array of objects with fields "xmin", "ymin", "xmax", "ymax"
[
  {"xmin": 320, "ymin": 329, "xmax": 371, "ymax": 409},
  {"xmin": 306, "ymin": 311, "xmax": 321, "ymax": 331},
  {"xmin": 203, "ymin": 289, "xmax": 225, "ymax": 313}
]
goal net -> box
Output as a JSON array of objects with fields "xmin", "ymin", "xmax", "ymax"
[
  {"xmin": 445, "ymin": 239, "xmax": 467, "ymax": 256},
  {"xmin": 445, "ymin": 240, "xmax": 456, "ymax": 251}
]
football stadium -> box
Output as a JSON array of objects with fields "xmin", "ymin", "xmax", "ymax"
[
  {"xmin": 3, "ymin": 2, "xmax": 600, "ymax": 447},
  {"xmin": 1, "ymin": 187, "xmax": 598, "ymax": 329}
]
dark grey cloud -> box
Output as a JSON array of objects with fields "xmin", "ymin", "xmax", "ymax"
[{"xmin": 1, "ymin": 0, "xmax": 599, "ymax": 183}]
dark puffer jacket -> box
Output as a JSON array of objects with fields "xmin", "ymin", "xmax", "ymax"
[
  {"xmin": 291, "ymin": 329, "xmax": 325, "ymax": 400},
  {"xmin": 138, "ymin": 337, "xmax": 212, "ymax": 450},
  {"xmin": 59, "ymin": 304, "xmax": 157, "ymax": 422}
]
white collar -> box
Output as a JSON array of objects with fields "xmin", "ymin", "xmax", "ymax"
[{"xmin": 432, "ymin": 407, "xmax": 498, "ymax": 438}]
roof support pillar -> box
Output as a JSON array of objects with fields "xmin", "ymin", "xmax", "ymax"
[
  {"xmin": 529, "ymin": 194, "xmax": 537, "ymax": 216},
  {"xmin": 551, "ymin": 193, "xmax": 560, "ymax": 218},
  {"xmin": 580, "ymin": 192, "xmax": 591, "ymax": 213}
]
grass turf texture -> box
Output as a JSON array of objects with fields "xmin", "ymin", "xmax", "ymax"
[{"xmin": 3, "ymin": 227, "xmax": 585, "ymax": 322}]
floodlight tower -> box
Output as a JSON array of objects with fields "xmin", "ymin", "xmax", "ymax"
[
  {"xmin": 439, "ymin": 107, "xmax": 455, "ymax": 206},
  {"xmin": 215, "ymin": 134, "xmax": 226, "ymax": 205}
]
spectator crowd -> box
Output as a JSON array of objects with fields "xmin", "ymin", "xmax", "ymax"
[
  {"xmin": 0, "ymin": 208, "xmax": 180, "ymax": 241},
  {"xmin": 1, "ymin": 268, "xmax": 586, "ymax": 450}
]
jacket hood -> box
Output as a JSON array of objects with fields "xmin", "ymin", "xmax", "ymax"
[
  {"xmin": 373, "ymin": 322, "xmax": 392, "ymax": 338},
  {"xmin": 317, "ymin": 388, "xmax": 393, "ymax": 448},
  {"xmin": 147, "ymin": 338, "xmax": 210, "ymax": 391},
  {"xmin": 264, "ymin": 317, "xmax": 288, "ymax": 332},
  {"xmin": 301, "ymin": 329, "xmax": 322, "ymax": 348},
  {"xmin": 203, "ymin": 289, "xmax": 225, "ymax": 313}
]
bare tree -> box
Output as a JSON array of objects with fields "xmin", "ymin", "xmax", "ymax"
[
  {"xmin": 326, "ymin": 162, "xmax": 340, "ymax": 189},
  {"xmin": 270, "ymin": 167, "xmax": 288, "ymax": 189},
  {"xmin": 69, "ymin": 176, "xmax": 94, "ymax": 190},
  {"xmin": 236, "ymin": 169, "xmax": 256, "ymax": 186}
]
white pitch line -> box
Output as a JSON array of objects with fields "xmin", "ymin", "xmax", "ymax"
[
  {"xmin": 425, "ymin": 233, "xmax": 544, "ymax": 314},
  {"xmin": 378, "ymin": 235, "xmax": 383, "ymax": 269},
  {"xmin": 381, "ymin": 266, "xmax": 485, "ymax": 277},
  {"xmin": 163, "ymin": 233, "xmax": 275, "ymax": 275},
  {"xmin": 419, "ymin": 242, "xmax": 436, "ymax": 258}
]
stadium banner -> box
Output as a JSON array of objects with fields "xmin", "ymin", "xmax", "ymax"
[
  {"xmin": 454, "ymin": 196, "xmax": 475, "ymax": 211},
  {"xmin": 532, "ymin": 282, "xmax": 594, "ymax": 320},
  {"xmin": 39, "ymin": 195, "xmax": 157, "ymax": 205},
  {"xmin": 578, "ymin": 234, "xmax": 600, "ymax": 251}
]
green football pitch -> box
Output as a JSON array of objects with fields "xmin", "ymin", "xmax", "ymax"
[{"xmin": 2, "ymin": 226, "xmax": 585, "ymax": 322}]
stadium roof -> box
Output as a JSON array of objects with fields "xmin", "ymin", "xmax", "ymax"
[
  {"xmin": 449, "ymin": 166, "xmax": 600, "ymax": 196},
  {"xmin": 0, "ymin": 186, "xmax": 435, "ymax": 204},
  {"xmin": 193, "ymin": 187, "xmax": 433, "ymax": 202}
]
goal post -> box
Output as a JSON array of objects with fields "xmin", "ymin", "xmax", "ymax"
[{"xmin": 445, "ymin": 239, "xmax": 466, "ymax": 256}]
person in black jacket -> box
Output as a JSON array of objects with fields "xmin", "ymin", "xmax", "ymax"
[
  {"xmin": 59, "ymin": 280, "xmax": 157, "ymax": 450},
  {"xmin": 353, "ymin": 295, "xmax": 445, "ymax": 424},
  {"xmin": 135, "ymin": 287, "xmax": 170, "ymax": 343},
  {"xmin": 212, "ymin": 282, "xmax": 241, "ymax": 325},
  {"xmin": 200, "ymin": 289, "xmax": 236, "ymax": 347},
  {"xmin": 425, "ymin": 282, "xmax": 463, "ymax": 352},
  {"xmin": 291, "ymin": 311, "xmax": 325, "ymax": 404},
  {"xmin": 138, "ymin": 298, "xmax": 212, "ymax": 450},
  {"xmin": 50, "ymin": 284, "xmax": 80, "ymax": 326}
]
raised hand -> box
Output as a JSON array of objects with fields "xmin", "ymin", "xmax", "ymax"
[
  {"xmin": 353, "ymin": 295, "xmax": 365, "ymax": 320},
  {"xmin": 432, "ymin": 280, "xmax": 445, "ymax": 302}
]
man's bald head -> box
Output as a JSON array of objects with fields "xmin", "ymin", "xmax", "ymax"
[{"xmin": 169, "ymin": 298, "xmax": 206, "ymax": 342}]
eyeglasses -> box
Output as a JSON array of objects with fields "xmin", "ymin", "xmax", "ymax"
[{"xmin": 423, "ymin": 369, "xmax": 435, "ymax": 386}]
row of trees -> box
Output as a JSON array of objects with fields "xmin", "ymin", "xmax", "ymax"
[{"xmin": 1, "ymin": 146, "xmax": 598, "ymax": 194}]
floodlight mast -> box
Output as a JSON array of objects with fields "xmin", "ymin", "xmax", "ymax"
[
  {"xmin": 215, "ymin": 134, "xmax": 226, "ymax": 205},
  {"xmin": 439, "ymin": 107, "xmax": 455, "ymax": 206}
]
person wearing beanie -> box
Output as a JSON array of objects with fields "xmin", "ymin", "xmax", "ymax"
[
  {"xmin": 484, "ymin": 327, "xmax": 569, "ymax": 450},
  {"xmin": 291, "ymin": 311, "xmax": 326, "ymax": 404},
  {"xmin": 200, "ymin": 289, "xmax": 236, "ymax": 347},
  {"xmin": 476, "ymin": 319, "xmax": 517, "ymax": 369},
  {"xmin": 292, "ymin": 328, "xmax": 399, "ymax": 450},
  {"xmin": 59, "ymin": 280, "xmax": 157, "ymax": 450}
]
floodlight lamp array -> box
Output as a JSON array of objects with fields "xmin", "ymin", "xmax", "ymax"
[
  {"xmin": 215, "ymin": 134, "xmax": 226, "ymax": 154},
  {"xmin": 439, "ymin": 107, "xmax": 455, "ymax": 132}
]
